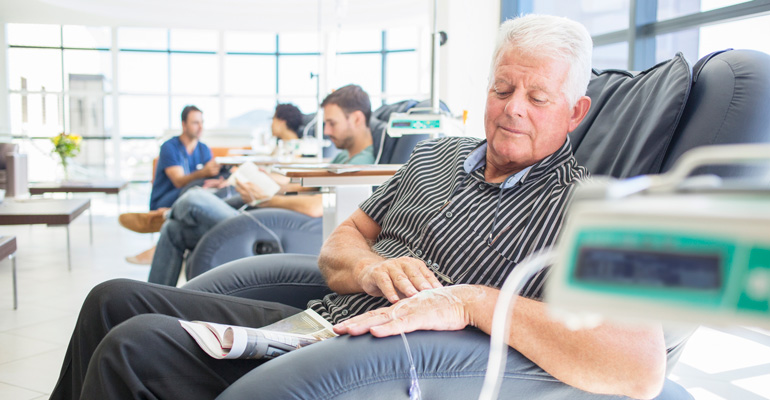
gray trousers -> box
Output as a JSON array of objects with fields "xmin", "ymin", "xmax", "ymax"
[{"xmin": 50, "ymin": 279, "xmax": 692, "ymax": 400}]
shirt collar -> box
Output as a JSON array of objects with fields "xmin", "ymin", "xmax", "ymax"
[
  {"xmin": 462, "ymin": 137, "xmax": 574, "ymax": 189},
  {"xmin": 462, "ymin": 141, "xmax": 532, "ymax": 189}
]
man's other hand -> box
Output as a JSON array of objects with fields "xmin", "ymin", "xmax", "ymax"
[
  {"xmin": 357, "ymin": 257, "xmax": 443, "ymax": 303},
  {"xmin": 202, "ymin": 159, "xmax": 220, "ymax": 177},
  {"xmin": 334, "ymin": 285, "xmax": 475, "ymax": 337},
  {"xmin": 201, "ymin": 177, "xmax": 227, "ymax": 189},
  {"xmin": 234, "ymin": 180, "xmax": 270, "ymax": 205}
]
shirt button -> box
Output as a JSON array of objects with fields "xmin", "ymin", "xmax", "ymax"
[
  {"xmin": 432, "ymin": 262, "xmax": 439, "ymax": 269},
  {"xmin": 341, "ymin": 309, "xmax": 349, "ymax": 316},
  {"xmin": 445, "ymin": 211, "xmax": 453, "ymax": 218},
  {"xmin": 415, "ymin": 249, "xmax": 423, "ymax": 257},
  {"xmin": 478, "ymin": 183, "xmax": 485, "ymax": 190},
  {"xmin": 426, "ymin": 259, "xmax": 432, "ymax": 266}
]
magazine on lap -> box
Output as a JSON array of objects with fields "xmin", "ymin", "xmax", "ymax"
[{"xmin": 180, "ymin": 308, "xmax": 337, "ymax": 360}]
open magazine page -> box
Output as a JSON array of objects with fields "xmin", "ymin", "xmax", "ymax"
[
  {"xmin": 179, "ymin": 308, "xmax": 337, "ymax": 360},
  {"xmin": 226, "ymin": 162, "xmax": 281, "ymax": 196}
]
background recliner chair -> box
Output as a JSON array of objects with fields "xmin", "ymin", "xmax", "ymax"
[
  {"xmin": 184, "ymin": 99, "xmax": 448, "ymax": 280},
  {"xmin": 183, "ymin": 49, "xmax": 770, "ymax": 399},
  {"xmin": 0, "ymin": 143, "xmax": 28, "ymax": 198}
]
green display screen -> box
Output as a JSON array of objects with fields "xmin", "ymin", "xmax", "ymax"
[
  {"xmin": 575, "ymin": 247, "xmax": 722, "ymax": 290},
  {"xmin": 390, "ymin": 119, "xmax": 440, "ymax": 129}
]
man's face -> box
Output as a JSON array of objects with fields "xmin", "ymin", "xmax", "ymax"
[
  {"xmin": 484, "ymin": 47, "xmax": 583, "ymax": 172},
  {"xmin": 182, "ymin": 110, "xmax": 204, "ymax": 140},
  {"xmin": 271, "ymin": 117, "xmax": 286, "ymax": 139},
  {"xmin": 323, "ymin": 104, "xmax": 356, "ymax": 150}
]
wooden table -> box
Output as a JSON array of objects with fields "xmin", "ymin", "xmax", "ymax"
[
  {"xmin": 275, "ymin": 165, "xmax": 401, "ymax": 239},
  {"xmin": 28, "ymin": 180, "xmax": 129, "ymax": 212},
  {"xmin": 215, "ymin": 155, "xmax": 328, "ymax": 166},
  {"xmin": 0, "ymin": 236, "xmax": 17, "ymax": 309},
  {"xmin": 0, "ymin": 198, "xmax": 92, "ymax": 270}
]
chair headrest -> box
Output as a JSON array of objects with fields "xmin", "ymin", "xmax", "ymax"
[{"xmin": 570, "ymin": 53, "xmax": 692, "ymax": 178}]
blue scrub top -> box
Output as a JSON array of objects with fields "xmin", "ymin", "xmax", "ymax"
[{"xmin": 149, "ymin": 136, "xmax": 212, "ymax": 210}]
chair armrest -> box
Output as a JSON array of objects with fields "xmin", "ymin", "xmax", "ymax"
[
  {"xmin": 186, "ymin": 209, "xmax": 322, "ymax": 281},
  {"xmin": 182, "ymin": 253, "xmax": 331, "ymax": 309}
]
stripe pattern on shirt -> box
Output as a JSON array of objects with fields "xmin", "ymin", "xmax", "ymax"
[{"xmin": 309, "ymin": 136, "xmax": 590, "ymax": 324}]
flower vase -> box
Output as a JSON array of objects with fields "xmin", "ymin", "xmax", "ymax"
[{"xmin": 59, "ymin": 157, "xmax": 70, "ymax": 182}]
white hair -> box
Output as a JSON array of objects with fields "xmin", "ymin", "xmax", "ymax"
[{"xmin": 490, "ymin": 14, "xmax": 593, "ymax": 106}]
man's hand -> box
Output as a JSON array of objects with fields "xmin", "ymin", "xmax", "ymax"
[
  {"xmin": 334, "ymin": 285, "xmax": 479, "ymax": 337},
  {"xmin": 202, "ymin": 159, "xmax": 220, "ymax": 177},
  {"xmin": 357, "ymin": 257, "xmax": 443, "ymax": 303},
  {"xmin": 201, "ymin": 177, "xmax": 227, "ymax": 189},
  {"xmin": 234, "ymin": 180, "xmax": 270, "ymax": 205}
]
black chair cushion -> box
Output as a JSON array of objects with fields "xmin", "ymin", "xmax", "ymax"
[{"xmin": 570, "ymin": 52, "xmax": 692, "ymax": 178}]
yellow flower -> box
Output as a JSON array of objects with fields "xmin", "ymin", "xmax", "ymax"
[{"xmin": 51, "ymin": 133, "xmax": 82, "ymax": 164}]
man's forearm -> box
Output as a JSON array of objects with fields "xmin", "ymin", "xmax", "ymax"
[
  {"xmin": 258, "ymin": 194, "xmax": 323, "ymax": 218},
  {"xmin": 464, "ymin": 286, "xmax": 666, "ymax": 399},
  {"xmin": 170, "ymin": 168, "xmax": 208, "ymax": 188},
  {"xmin": 318, "ymin": 218, "xmax": 385, "ymax": 294}
]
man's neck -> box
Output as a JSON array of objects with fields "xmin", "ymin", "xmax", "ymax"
[
  {"xmin": 484, "ymin": 155, "xmax": 525, "ymax": 184},
  {"xmin": 345, "ymin": 128, "xmax": 373, "ymax": 157},
  {"xmin": 178, "ymin": 134, "xmax": 198, "ymax": 154}
]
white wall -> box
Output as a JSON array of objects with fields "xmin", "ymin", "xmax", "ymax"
[{"xmin": 437, "ymin": 0, "xmax": 500, "ymax": 138}]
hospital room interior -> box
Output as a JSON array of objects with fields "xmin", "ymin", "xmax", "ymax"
[{"xmin": 0, "ymin": 0, "xmax": 769, "ymax": 399}]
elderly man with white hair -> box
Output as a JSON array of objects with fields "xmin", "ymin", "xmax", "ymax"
[{"xmin": 50, "ymin": 15, "xmax": 691, "ymax": 400}]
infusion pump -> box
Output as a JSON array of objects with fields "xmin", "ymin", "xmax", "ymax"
[{"xmin": 546, "ymin": 144, "xmax": 770, "ymax": 329}]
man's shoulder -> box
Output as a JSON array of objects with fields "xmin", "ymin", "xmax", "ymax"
[
  {"xmin": 197, "ymin": 141, "xmax": 211, "ymax": 151},
  {"xmin": 412, "ymin": 136, "xmax": 482, "ymax": 155},
  {"xmin": 160, "ymin": 136, "xmax": 181, "ymax": 151}
]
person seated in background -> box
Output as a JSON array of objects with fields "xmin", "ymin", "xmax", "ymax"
[
  {"xmin": 270, "ymin": 103, "xmax": 303, "ymax": 155},
  {"xmin": 144, "ymin": 84, "xmax": 376, "ymax": 286},
  {"xmin": 119, "ymin": 105, "xmax": 223, "ymax": 264},
  {"xmin": 120, "ymin": 103, "xmax": 306, "ymax": 237},
  {"xmin": 50, "ymin": 15, "xmax": 677, "ymax": 400},
  {"xmin": 150, "ymin": 105, "xmax": 222, "ymax": 211}
]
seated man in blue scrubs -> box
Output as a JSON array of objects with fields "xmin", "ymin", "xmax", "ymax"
[
  {"xmin": 150, "ymin": 105, "xmax": 222, "ymax": 211},
  {"xmin": 146, "ymin": 84, "xmax": 376, "ymax": 286}
]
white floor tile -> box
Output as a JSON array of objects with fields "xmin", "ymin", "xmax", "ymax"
[
  {"xmin": 0, "ymin": 332, "xmax": 62, "ymax": 364},
  {"xmin": 0, "ymin": 347, "xmax": 66, "ymax": 394},
  {"xmin": 0, "ymin": 382, "xmax": 46, "ymax": 400}
]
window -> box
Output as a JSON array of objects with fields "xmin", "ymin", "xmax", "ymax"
[
  {"xmin": 6, "ymin": 23, "xmax": 424, "ymax": 181},
  {"xmin": 533, "ymin": 0, "xmax": 630, "ymax": 36},
  {"xmin": 506, "ymin": 0, "xmax": 770, "ymax": 70}
]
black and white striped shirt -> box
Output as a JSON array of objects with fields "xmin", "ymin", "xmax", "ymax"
[{"xmin": 309, "ymin": 136, "xmax": 590, "ymax": 324}]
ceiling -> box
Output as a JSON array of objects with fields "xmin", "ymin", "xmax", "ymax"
[{"xmin": 0, "ymin": 0, "xmax": 431, "ymax": 32}]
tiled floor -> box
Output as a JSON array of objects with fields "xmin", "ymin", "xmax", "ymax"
[{"xmin": 0, "ymin": 184, "xmax": 768, "ymax": 399}]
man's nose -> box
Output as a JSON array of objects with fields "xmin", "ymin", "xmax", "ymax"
[{"xmin": 503, "ymin": 93, "xmax": 527, "ymax": 118}]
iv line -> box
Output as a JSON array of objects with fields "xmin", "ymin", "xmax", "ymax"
[{"xmin": 478, "ymin": 248, "xmax": 555, "ymax": 400}]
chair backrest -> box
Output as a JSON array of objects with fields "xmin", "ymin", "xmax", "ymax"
[
  {"xmin": 570, "ymin": 49, "xmax": 770, "ymax": 180},
  {"xmin": 371, "ymin": 99, "xmax": 449, "ymax": 164},
  {"xmin": 0, "ymin": 143, "xmax": 18, "ymax": 170},
  {"xmin": 662, "ymin": 49, "xmax": 770, "ymax": 174}
]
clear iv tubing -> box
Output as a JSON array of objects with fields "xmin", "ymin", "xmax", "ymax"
[
  {"xmin": 392, "ymin": 301, "xmax": 422, "ymax": 400},
  {"xmin": 477, "ymin": 248, "xmax": 556, "ymax": 400}
]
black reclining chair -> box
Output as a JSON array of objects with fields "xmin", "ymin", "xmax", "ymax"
[
  {"xmin": 183, "ymin": 49, "xmax": 770, "ymax": 399},
  {"xmin": 184, "ymin": 100, "xmax": 442, "ymax": 280}
]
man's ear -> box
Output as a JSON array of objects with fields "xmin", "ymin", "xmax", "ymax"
[
  {"xmin": 567, "ymin": 95, "xmax": 591, "ymax": 133},
  {"xmin": 350, "ymin": 110, "xmax": 366, "ymax": 128}
]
